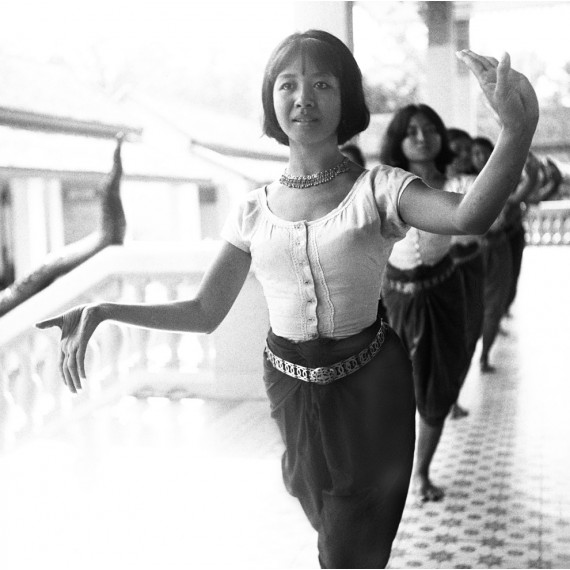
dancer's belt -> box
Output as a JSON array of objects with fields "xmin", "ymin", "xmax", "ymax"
[
  {"xmin": 383, "ymin": 263, "xmax": 456, "ymax": 295},
  {"xmin": 450, "ymin": 242, "xmax": 481, "ymax": 265},
  {"xmin": 264, "ymin": 321, "xmax": 388, "ymax": 385}
]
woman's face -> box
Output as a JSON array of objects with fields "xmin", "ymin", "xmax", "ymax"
[
  {"xmin": 449, "ymin": 136, "xmax": 473, "ymax": 174},
  {"xmin": 273, "ymin": 52, "xmax": 342, "ymax": 147},
  {"xmin": 472, "ymin": 143, "xmax": 492, "ymax": 174},
  {"xmin": 401, "ymin": 114, "xmax": 442, "ymax": 164}
]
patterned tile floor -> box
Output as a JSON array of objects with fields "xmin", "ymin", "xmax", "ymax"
[{"xmin": 0, "ymin": 247, "xmax": 568, "ymax": 569}]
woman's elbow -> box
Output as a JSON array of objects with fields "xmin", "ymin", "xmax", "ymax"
[
  {"xmin": 462, "ymin": 221, "xmax": 490, "ymax": 235},
  {"xmin": 454, "ymin": 208, "xmax": 494, "ymax": 235}
]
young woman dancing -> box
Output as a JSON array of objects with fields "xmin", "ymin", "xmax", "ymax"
[
  {"xmin": 379, "ymin": 105, "xmax": 481, "ymax": 502},
  {"xmin": 37, "ymin": 31, "xmax": 538, "ymax": 569}
]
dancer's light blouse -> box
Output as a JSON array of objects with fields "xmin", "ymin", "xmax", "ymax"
[
  {"xmin": 222, "ymin": 165, "xmax": 418, "ymax": 342},
  {"xmin": 388, "ymin": 175, "xmax": 477, "ymax": 270}
]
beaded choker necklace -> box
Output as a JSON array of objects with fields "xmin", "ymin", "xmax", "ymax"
[{"xmin": 279, "ymin": 156, "xmax": 350, "ymax": 189}]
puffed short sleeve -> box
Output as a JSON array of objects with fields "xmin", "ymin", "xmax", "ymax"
[
  {"xmin": 220, "ymin": 189, "xmax": 262, "ymax": 253},
  {"xmin": 370, "ymin": 164, "xmax": 419, "ymax": 240}
]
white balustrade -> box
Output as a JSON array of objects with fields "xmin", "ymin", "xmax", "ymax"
[
  {"xmin": 0, "ymin": 242, "xmax": 269, "ymax": 452},
  {"xmin": 525, "ymin": 200, "xmax": 570, "ymax": 246}
]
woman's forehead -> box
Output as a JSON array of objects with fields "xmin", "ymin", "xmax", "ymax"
[
  {"xmin": 276, "ymin": 56, "xmax": 335, "ymax": 76},
  {"xmin": 409, "ymin": 113, "xmax": 435, "ymax": 127},
  {"xmin": 275, "ymin": 40, "xmax": 337, "ymax": 76}
]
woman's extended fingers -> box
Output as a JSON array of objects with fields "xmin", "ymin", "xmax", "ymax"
[
  {"xmin": 60, "ymin": 349, "xmax": 77, "ymax": 393},
  {"xmin": 456, "ymin": 49, "xmax": 498, "ymax": 75},
  {"xmin": 37, "ymin": 306, "xmax": 90, "ymax": 392},
  {"xmin": 495, "ymin": 52, "xmax": 512, "ymax": 92},
  {"xmin": 35, "ymin": 315, "xmax": 64, "ymax": 330}
]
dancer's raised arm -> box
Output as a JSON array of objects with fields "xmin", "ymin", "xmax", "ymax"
[{"xmin": 399, "ymin": 50, "xmax": 539, "ymax": 235}]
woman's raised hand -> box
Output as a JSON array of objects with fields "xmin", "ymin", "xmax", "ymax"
[
  {"xmin": 457, "ymin": 50, "xmax": 539, "ymax": 135},
  {"xmin": 36, "ymin": 304, "xmax": 102, "ymax": 393}
]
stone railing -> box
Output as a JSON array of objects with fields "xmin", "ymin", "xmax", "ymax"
[
  {"xmin": 525, "ymin": 200, "xmax": 570, "ymax": 245},
  {"xmin": 0, "ymin": 242, "xmax": 269, "ymax": 452}
]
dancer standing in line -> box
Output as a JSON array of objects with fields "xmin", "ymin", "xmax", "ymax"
[
  {"xmin": 446, "ymin": 128, "xmax": 476, "ymax": 177},
  {"xmin": 37, "ymin": 31, "xmax": 538, "ymax": 568},
  {"xmin": 496, "ymin": 148, "xmax": 541, "ymax": 317},
  {"xmin": 473, "ymin": 137, "xmax": 513, "ymax": 372},
  {"xmin": 446, "ymin": 128, "xmax": 483, "ymax": 419},
  {"xmin": 380, "ymin": 106, "xmax": 477, "ymax": 502},
  {"xmin": 473, "ymin": 139, "xmax": 544, "ymax": 371}
]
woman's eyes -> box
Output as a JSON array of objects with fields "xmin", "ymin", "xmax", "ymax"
[
  {"xmin": 278, "ymin": 81, "xmax": 332, "ymax": 91},
  {"xmin": 407, "ymin": 127, "xmax": 438, "ymax": 137}
]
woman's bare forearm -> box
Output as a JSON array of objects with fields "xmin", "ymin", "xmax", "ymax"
[
  {"xmin": 454, "ymin": 126, "xmax": 534, "ymax": 234},
  {"xmin": 96, "ymin": 298, "xmax": 216, "ymax": 334},
  {"xmin": 96, "ymin": 243, "xmax": 252, "ymax": 335}
]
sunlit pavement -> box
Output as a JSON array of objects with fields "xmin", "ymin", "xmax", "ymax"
[{"xmin": 0, "ymin": 246, "xmax": 568, "ymax": 570}]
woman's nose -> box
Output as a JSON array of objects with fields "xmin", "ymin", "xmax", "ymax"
[{"xmin": 295, "ymin": 84, "xmax": 314, "ymax": 107}]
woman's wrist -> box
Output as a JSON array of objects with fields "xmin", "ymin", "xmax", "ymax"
[
  {"xmin": 499, "ymin": 123, "xmax": 536, "ymax": 144},
  {"xmin": 93, "ymin": 302, "xmax": 112, "ymax": 324}
]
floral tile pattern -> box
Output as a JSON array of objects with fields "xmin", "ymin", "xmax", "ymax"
[{"xmin": 388, "ymin": 248, "xmax": 570, "ymax": 569}]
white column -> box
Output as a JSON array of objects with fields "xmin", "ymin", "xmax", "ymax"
[
  {"xmin": 11, "ymin": 178, "xmax": 50, "ymax": 279},
  {"xmin": 293, "ymin": 1, "xmax": 353, "ymax": 50},
  {"xmin": 424, "ymin": 2, "xmax": 476, "ymax": 134},
  {"xmin": 45, "ymin": 179, "xmax": 65, "ymax": 254},
  {"xmin": 174, "ymin": 182, "xmax": 201, "ymax": 242}
]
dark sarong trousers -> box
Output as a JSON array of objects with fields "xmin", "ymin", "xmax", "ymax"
[
  {"xmin": 263, "ymin": 320, "xmax": 416, "ymax": 569},
  {"xmin": 450, "ymin": 243, "xmax": 485, "ymax": 384},
  {"xmin": 481, "ymin": 231, "xmax": 513, "ymax": 359},
  {"xmin": 382, "ymin": 255, "xmax": 468, "ymax": 426},
  {"xmin": 505, "ymin": 221, "xmax": 526, "ymax": 312}
]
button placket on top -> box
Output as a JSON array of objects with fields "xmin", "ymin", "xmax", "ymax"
[{"xmin": 293, "ymin": 222, "xmax": 318, "ymax": 339}]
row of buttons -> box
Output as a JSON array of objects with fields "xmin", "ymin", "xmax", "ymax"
[{"xmin": 294, "ymin": 224, "xmax": 319, "ymax": 336}]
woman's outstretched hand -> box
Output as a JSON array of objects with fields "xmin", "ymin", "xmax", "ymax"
[
  {"xmin": 456, "ymin": 49, "xmax": 539, "ymax": 134},
  {"xmin": 36, "ymin": 304, "xmax": 102, "ymax": 393}
]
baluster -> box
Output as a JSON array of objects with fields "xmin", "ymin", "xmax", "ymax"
[
  {"xmin": 20, "ymin": 333, "xmax": 46, "ymax": 433},
  {"xmin": 528, "ymin": 210, "xmax": 541, "ymax": 245},
  {"xmin": 4, "ymin": 355, "xmax": 28, "ymax": 445},
  {"xmin": 166, "ymin": 279, "xmax": 183, "ymax": 371},
  {"xmin": 198, "ymin": 334, "xmax": 214, "ymax": 371},
  {"xmin": 0, "ymin": 353, "xmax": 15, "ymax": 451},
  {"xmin": 563, "ymin": 215, "xmax": 570, "ymax": 245},
  {"xmin": 130, "ymin": 278, "xmax": 151, "ymax": 371},
  {"xmin": 552, "ymin": 214, "xmax": 562, "ymax": 245}
]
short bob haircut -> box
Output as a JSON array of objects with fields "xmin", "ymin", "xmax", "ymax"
[
  {"xmin": 379, "ymin": 104, "xmax": 454, "ymax": 174},
  {"xmin": 262, "ymin": 30, "xmax": 370, "ymax": 146}
]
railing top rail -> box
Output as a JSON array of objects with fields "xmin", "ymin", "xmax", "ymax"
[
  {"xmin": 532, "ymin": 199, "xmax": 570, "ymax": 211},
  {"xmin": 0, "ymin": 240, "xmax": 224, "ymax": 346}
]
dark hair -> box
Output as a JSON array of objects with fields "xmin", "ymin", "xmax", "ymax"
[
  {"xmin": 472, "ymin": 136, "xmax": 494, "ymax": 153},
  {"xmin": 379, "ymin": 104, "xmax": 454, "ymax": 174},
  {"xmin": 262, "ymin": 30, "xmax": 370, "ymax": 146},
  {"xmin": 446, "ymin": 128, "xmax": 473, "ymax": 143},
  {"xmin": 341, "ymin": 143, "xmax": 366, "ymax": 167}
]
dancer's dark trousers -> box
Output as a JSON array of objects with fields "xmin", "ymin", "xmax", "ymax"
[
  {"xmin": 263, "ymin": 321, "xmax": 416, "ymax": 569},
  {"xmin": 506, "ymin": 222, "xmax": 526, "ymax": 312},
  {"xmin": 382, "ymin": 256, "xmax": 468, "ymax": 426}
]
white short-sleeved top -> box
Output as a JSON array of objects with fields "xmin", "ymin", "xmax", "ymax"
[
  {"xmin": 388, "ymin": 175, "xmax": 477, "ymax": 269},
  {"xmin": 221, "ymin": 164, "xmax": 418, "ymax": 342}
]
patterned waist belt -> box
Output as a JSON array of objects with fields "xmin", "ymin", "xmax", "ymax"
[
  {"xmin": 264, "ymin": 321, "xmax": 388, "ymax": 385},
  {"xmin": 384, "ymin": 263, "xmax": 456, "ymax": 295}
]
